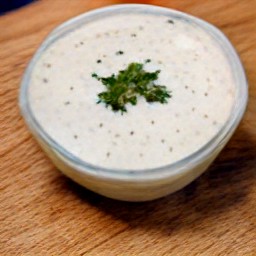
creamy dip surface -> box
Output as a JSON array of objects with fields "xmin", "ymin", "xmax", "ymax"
[{"xmin": 29, "ymin": 13, "xmax": 235, "ymax": 170}]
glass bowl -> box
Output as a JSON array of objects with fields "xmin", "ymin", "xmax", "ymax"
[{"xmin": 19, "ymin": 4, "xmax": 248, "ymax": 201}]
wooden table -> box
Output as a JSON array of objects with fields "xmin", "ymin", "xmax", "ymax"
[{"xmin": 1, "ymin": 0, "xmax": 256, "ymax": 255}]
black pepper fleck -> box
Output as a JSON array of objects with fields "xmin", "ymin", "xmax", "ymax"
[
  {"xmin": 204, "ymin": 114, "xmax": 208, "ymax": 119},
  {"xmin": 116, "ymin": 50, "xmax": 124, "ymax": 55},
  {"xmin": 43, "ymin": 78, "xmax": 48, "ymax": 83},
  {"xmin": 204, "ymin": 92, "xmax": 208, "ymax": 96},
  {"xmin": 97, "ymin": 59, "xmax": 102, "ymax": 63},
  {"xmin": 106, "ymin": 152, "xmax": 110, "ymax": 157},
  {"xmin": 151, "ymin": 120, "xmax": 155, "ymax": 125},
  {"xmin": 176, "ymin": 129, "xmax": 180, "ymax": 133},
  {"xmin": 169, "ymin": 147, "xmax": 173, "ymax": 152},
  {"xmin": 130, "ymin": 131, "xmax": 134, "ymax": 135},
  {"xmin": 115, "ymin": 134, "xmax": 120, "ymax": 138},
  {"xmin": 70, "ymin": 86, "xmax": 74, "ymax": 91},
  {"xmin": 167, "ymin": 19, "xmax": 174, "ymax": 24},
  {"xmin": 80, "ymin": 41, "xmax": 84, "ymax": 45},
  {"xmin": 74, "ymin": 135, "xmax": 78, "ymax": 139},
  {"xmin": 161, "ymin": 139, "xmax": 165, "ymax": 143},
  {"xmin": 64, "ymin": 101, "xmax": 70, "ymax": 105},
  {"xmin": 99, "ymin": 123, "xmax": 103, "ymax": 128},
  {"xmin": 131, "ymin": 33, "xmax": 137, "ymax": 37}
]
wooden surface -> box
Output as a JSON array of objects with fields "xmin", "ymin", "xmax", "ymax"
[{"xmin": 1, "ymin": 0, "xmax": 256, "ymax": 255}]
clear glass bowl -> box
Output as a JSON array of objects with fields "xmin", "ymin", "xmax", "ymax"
[{"xmin": 19, "ymin": 4, "xmax": 248, "ymax": 201}]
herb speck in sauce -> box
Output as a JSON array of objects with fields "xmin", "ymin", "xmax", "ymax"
[
  {"xmin": 116, "ymin": 50, "xmax": 124, "ymax": 55},
  {"xmin": 167, "ymin": 19, "xmax": 174, "ymax": 24}
]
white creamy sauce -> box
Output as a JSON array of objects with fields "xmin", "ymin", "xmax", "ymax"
[{"xmin": 29, "ymin": 13, "xmax": 235, "ymax": 170}]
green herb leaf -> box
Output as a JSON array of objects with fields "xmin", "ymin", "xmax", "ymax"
[{"xmin": 92, "ymin": 62, "xmax": 171, "ymax": 113}]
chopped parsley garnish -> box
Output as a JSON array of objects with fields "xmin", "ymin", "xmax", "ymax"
[{"xmin": 92, "ymin": 62, "xmax": 171, "ymax": 113}]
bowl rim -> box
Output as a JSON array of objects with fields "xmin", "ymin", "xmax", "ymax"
[{"xmin": 19, "ymin": 4, "xmax": 248, "ymax": 180}]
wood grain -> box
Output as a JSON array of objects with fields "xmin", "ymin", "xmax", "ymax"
[{"xmin": 1, "ymin": 0, "xmax": 256, "ymax": 255}]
